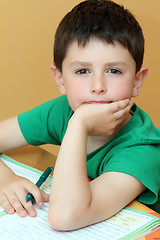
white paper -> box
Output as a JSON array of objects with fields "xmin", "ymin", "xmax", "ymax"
[{"xmin": 0, "ymin": 203, "xmax": 158, "ymax": 240}]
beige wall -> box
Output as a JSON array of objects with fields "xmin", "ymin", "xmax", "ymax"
[{"xmin": 1, "ymin": 0, "xmax": 160, "ymax": 155}]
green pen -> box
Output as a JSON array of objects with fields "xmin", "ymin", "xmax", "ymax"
[{"xmin": 26, "ymin": 167, "xmax": 53, "ymax": 202}]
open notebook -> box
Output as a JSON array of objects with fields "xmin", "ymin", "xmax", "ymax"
[{"xmin": 0, "ymin": 153, "xmax": 160, "ymax": 240}]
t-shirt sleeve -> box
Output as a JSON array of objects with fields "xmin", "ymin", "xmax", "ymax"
[
  {"xmin": 101, "ymin": 145, "xmax": 160, "ymax": 207},
  {"xmin": 17, "ymin": 96, "xmax": 73, "ymax": 146}
]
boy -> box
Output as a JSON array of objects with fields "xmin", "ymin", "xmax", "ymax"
[{"xmin": 0, "ymin": 0, "xmax": 160, "ymax": 231}]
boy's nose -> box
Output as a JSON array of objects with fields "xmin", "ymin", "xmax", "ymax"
[{"xmin": 90, "ymin": 76, "xmax": 107, "ymax": 94}]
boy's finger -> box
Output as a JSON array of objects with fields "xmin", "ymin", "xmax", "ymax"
[
  {"xmin": 0, "ymin": 194, "xmax": 15, "ymax": 214},
  {"xmin": 22, "ymin": 204, "xmax": 37, "ymax": 217},
  {"xmin": 24, "ymin": 183, "xmax": 44, "ymax": 203},
  {"xmin": 40, "ymin": 190, "xmax": 50, "ymax": 202},
  {"xmin": 112, "ymin": 99, "xmax": 133, "ymax": 114},
  {"xmin": 15, "ymin": 205, "xmax": 28, "ymax": 217},
  {"xmin": 114, "ymin": 101, "xmax": 134, "ymax": 120}
]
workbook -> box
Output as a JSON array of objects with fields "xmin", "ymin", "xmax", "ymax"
[{"xmin": 0, "ymin": 153, "xmax": 160, "ymax": 240}]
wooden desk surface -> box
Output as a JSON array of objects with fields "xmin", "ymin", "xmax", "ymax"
[{"xmin": 4, "ymin": 145, "xmax": 57, "ymax": 173}]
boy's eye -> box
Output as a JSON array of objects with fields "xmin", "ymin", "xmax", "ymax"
[
  {"xmin": 107, "ymin": 68, "xmax": 122, "ymax": 74},
  {"xmin": 76, "ymin": 69, "xmax": 90, "ymax": 75}
]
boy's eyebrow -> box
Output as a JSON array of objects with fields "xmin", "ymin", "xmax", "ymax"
[
  {"xmin": 104, "ymin": 62, "xmax": 128, "ymax": 68},
  {"xmin": 70, "ymin": 61, "xmax": 128, "ymax": 68},
  {"xmin": 70, "ymin": 61, "xmax": 92, "ymax": 67}
]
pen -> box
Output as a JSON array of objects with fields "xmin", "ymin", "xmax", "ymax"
[
  {"xmin": 26, "ymin": 166, "xmax": 53, "ymax": 202},
  {"xmin": 129, "ymin": 103, "xmax": 136, "ymax": 116}
]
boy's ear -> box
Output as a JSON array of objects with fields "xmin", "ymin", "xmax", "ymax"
[
  {"xmin": 132, "ymin": 66, "xmax": 148, "ymax": 98},
  {"xmin": 51, "ymin": 64, "xmax": 66, "ymax": 95}
]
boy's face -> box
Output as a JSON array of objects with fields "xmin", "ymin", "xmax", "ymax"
[{"xmin": 54, "ymin": 38, "xmax": 145, "ymax": 111}]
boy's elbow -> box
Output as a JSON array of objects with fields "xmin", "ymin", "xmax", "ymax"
[
  {"xmin": 48, "ymin": 206, "xmax": 81, "ymax": 231},
  {"xmin": 48, "ymin": 209, "xmax": 66, "ymax": 231}
]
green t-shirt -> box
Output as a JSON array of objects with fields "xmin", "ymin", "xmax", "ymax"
[{"xmin": 18, "ymin": 95, "xmax": 160, "ymax": 213}]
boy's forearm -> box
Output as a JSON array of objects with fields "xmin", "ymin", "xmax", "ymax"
[
  {"xmin": 49, "ymin": 116, "xmax": 92, "ymax": 230},
  {"xmin": 48, "ymin": 101, "xmax": 134, "ymax": 230}
]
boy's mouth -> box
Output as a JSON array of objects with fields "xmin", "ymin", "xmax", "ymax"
[{"xmin": 85, "ymin": 101, "xmax": 112, "ymax": 104}]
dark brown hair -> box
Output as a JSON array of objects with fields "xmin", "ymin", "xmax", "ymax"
[{"xmin": 54, "ymin": 0, "xmax": 144, "ymax": 73}]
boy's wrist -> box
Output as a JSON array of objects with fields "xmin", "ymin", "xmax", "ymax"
[{"xmin": 68, "ymin": 110, "xmax": 88, "ymax": 135}]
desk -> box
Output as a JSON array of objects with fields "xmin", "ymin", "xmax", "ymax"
[
  {"xmin": 4, "ymin": 145, "xmax": 57, "ymax": 173},
  {"xmin": 3, "ymin": 146, "xmax": 160, "ymax": 239}
]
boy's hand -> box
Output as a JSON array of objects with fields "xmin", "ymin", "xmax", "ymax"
[
  {"xmin": 72, "ymin": 99, "xmax": 133, "ymax": 136},
  {"xmin": 0, "ymin": 167, "xmax": 49, "ymax": 217}
]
